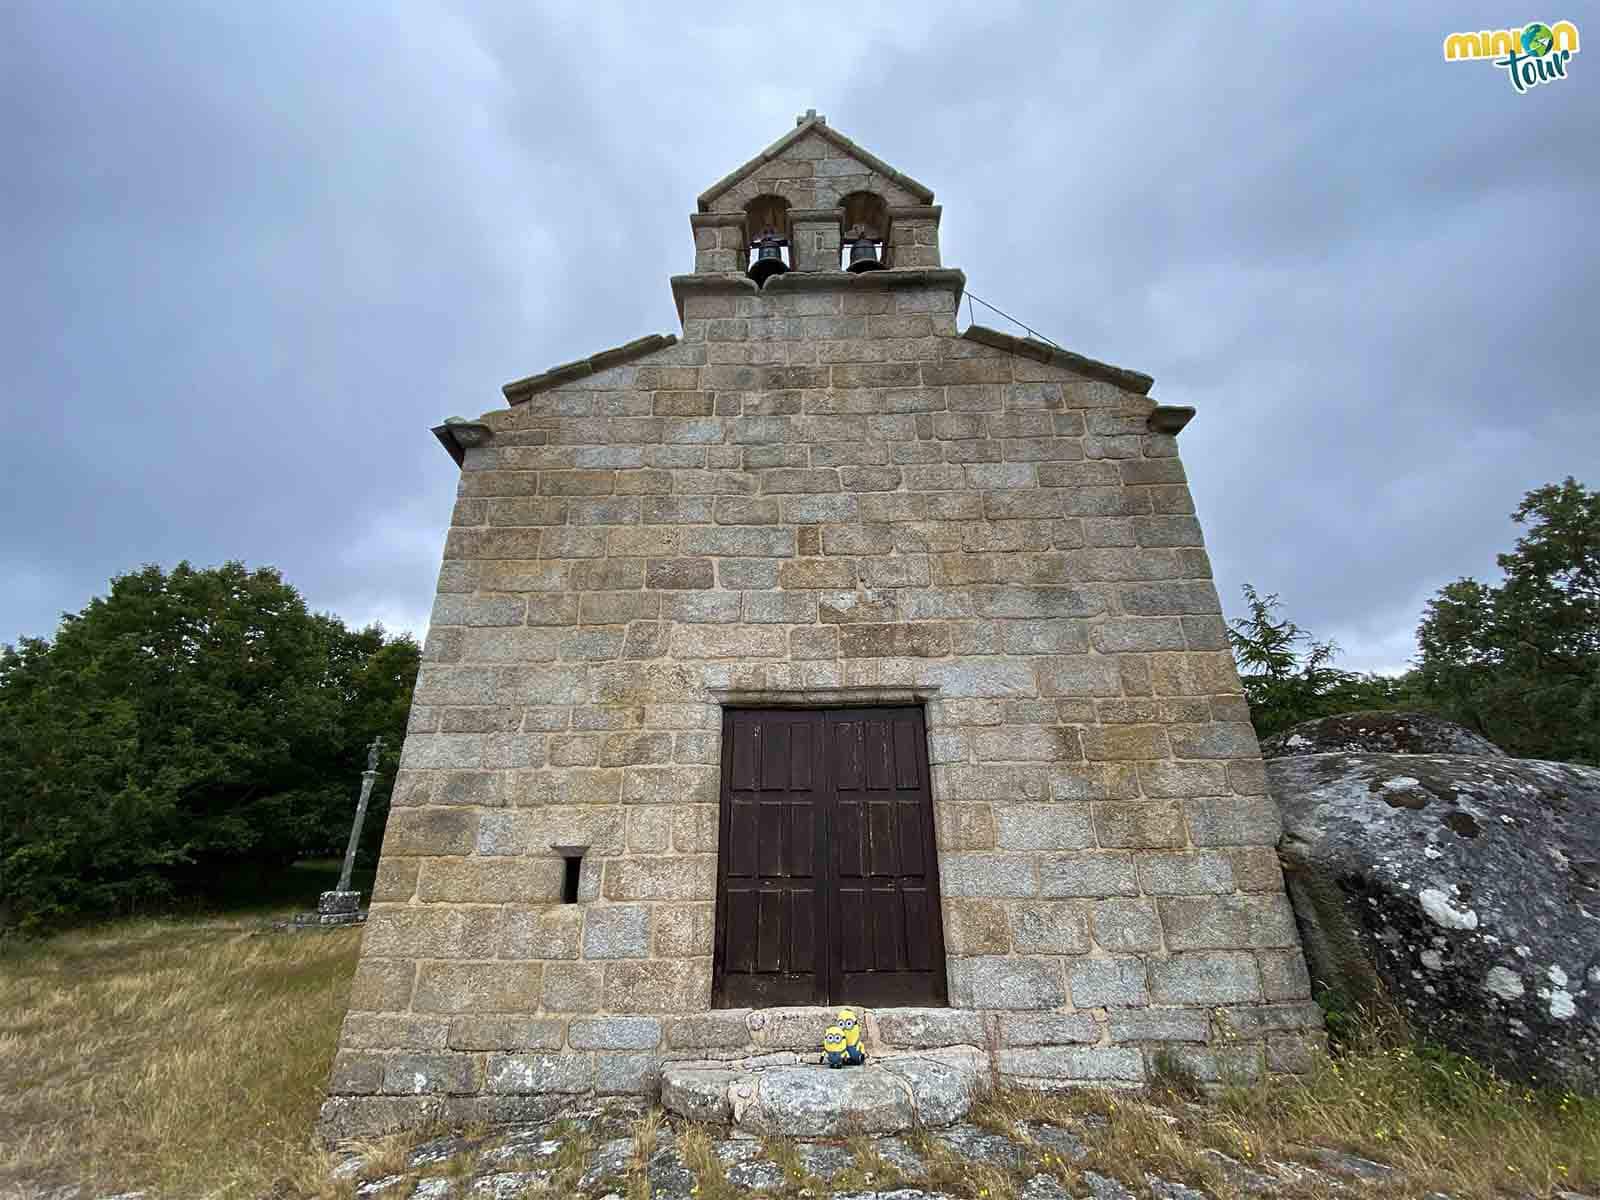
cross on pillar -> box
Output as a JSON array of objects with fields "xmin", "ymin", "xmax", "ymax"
[{"xmin": 325, "ymin": 736, "xmax": 385, "ymax": 910}]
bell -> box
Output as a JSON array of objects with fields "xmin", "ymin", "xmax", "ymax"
[
  {"xmin": 847, "ymin": 231, "xmax": 884, "ymax": 273},
  {"xmin": 747, "ymin": 228, "xmax": 789, "ymax": 286}
]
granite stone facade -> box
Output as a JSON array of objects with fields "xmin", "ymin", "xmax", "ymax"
[{"xmin": 319, "ymin": 114, "xmax": 1321, "ymax": 1139}]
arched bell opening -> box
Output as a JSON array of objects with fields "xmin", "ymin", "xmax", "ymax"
[
  {"xmin": 744, "ymin": 194, "xmax": 792, "ymax": 287},
  {"xmin": 839, "ymin": 191, "xmax": 889, "ymax": 272}
]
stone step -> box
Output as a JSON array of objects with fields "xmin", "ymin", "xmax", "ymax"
[{"xmin": 660, "ymin": 1045, "xmax": 986, "ymax": 1136}]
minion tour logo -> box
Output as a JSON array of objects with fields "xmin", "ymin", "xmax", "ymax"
[{"xmin": 1443, "ymin": 21, "xmax": 1580, "ymax": 93}]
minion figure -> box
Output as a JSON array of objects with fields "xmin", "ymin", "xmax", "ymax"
[
  {"xmin": 820, "ymin": 1025, "xmax": 849, "ymax": 1068},
  {"xmin": 836, "ymin": 1007, "xmax": 866, "ymax": 1065}
]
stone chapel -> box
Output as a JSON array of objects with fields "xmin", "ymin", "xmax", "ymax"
[{"xmin": 320, "ymin": 113, "xmax": 1322, "ymax": 1137}]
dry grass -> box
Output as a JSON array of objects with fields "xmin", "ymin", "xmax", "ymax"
[
  {"xmin": 0, "ymin": 915, "xmax": 361, "ymax": 1198},
  {"xmin": 842, "ymin": 1133, "xmax": 908, "ymax": 1193},
  {"xmin": 974, "ymin": 1087, "xmax": 1260, "ymax": 1200},
  {"xmin": 336, "ymin": 1128, "xmax": 433, "ymax": 1186},
  {"xmin": 910, "ymin": 1126, "xmax": 1025, "ymax": 1200},
  {"xmin": 516, "ymin": 1117, "xmax": 598, "ymax": 1198},
  {"xmin": 759, "ymin": 1131, "xmax": 808, "ymax": 1189},
  {"xmin": 624, "ymin": 1107, "xmax": 664, "ymax": 1200},
  {"xmin": 971, "ymin": 1028, "xmax": 1600, "ymax": 1200},
  {"xmin": 1213, "ymin": 1028, "xmax": 1600, "ymax": 1197},
  {"xmin": 4, "ymin": 909, "xmax": 1598, "ymax": 1200},
  {"xmin": 676, "ymin": 1123, "xmax": 738, "ymax": 1200}
]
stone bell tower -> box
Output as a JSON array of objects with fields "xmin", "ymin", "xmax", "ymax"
[{"xmin": 320, "ymin": 112, "xmax": 1322, "ymax": 1139}]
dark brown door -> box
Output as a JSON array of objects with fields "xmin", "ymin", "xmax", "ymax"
[
  {"xmin": 825, "ymin": 708, "xmax": 948, "ymax": 1005},
  {"xmin": 715, "ymin": 709, "xmax": 828, "ymax": 1006},
  {"xmin": 713, "ymin": 706, "xmax": 948, "ymax": 1007}
]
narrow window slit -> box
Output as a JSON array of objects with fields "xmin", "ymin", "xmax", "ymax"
[{"xmin": 562, "ymin": 856, "xmax": 582, "ymax": 904}]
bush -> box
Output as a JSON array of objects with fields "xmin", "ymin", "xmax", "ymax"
[{"xmin": 1226, "ymin": 584, "xmax": 1416, "ymax": 738}]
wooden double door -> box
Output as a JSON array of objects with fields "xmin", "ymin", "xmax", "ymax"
[{"xmin": 712, "ymin": 706, "xmax": 948, "ymax": 1008}]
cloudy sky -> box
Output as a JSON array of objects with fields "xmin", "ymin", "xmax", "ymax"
[{"xmin": 4, "ymin": 3, "xmax": 1595, "ymax": 671}]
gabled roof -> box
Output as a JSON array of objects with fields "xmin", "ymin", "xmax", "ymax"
[
  {"xmin": 962, "ymin": 325, "xmax": 1155, "ymax": 396},
  {"xmin": 697, "ymin": 114, "xmax": 935, "ymax": 212},
  {"xmin": 501, "ymin": 334, "xmax": 678, "ymax": 404}
]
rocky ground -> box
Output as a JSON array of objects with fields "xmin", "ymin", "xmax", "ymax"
[
  {"xmin": 15, "ymin": 1071, "xmax": 1597, "ymax": 1200},
  {"xmin": 301, "ymin": 1097, "xmax": 1587, "ymax": 1200}
]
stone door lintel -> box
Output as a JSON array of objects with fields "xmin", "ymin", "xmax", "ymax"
[{"xmin": 707, "ymin": 685, "xmax": 942, "ymax": 708}]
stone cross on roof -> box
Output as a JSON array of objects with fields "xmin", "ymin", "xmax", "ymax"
[{"xmin": 796, "ymin": 108, "xmax": 825, "ymax": 126}]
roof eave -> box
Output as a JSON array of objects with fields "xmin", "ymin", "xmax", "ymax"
[
  {"xmin": 961, "ymin": 325, "xmax": 1155, "ymax": 396},
  {"xmin": 431, "ymin": 418, "xmax": 493, "ymax": 468},
  {"xmin": 501, "ymin": 334, "xmax": 679, "ymax": 404}
]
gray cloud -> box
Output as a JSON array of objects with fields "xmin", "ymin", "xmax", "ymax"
[{"xmin": 4, "ymin": 2, "xmax": 1596, "ymax": 672}]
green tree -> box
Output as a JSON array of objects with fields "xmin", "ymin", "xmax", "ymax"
[
  {"xmin": 1227, "ymin": 584, "xmax": 1413, "ymax": 738},
  {"xmin": 0, "ymin": 562, "xmax": 419, "ymax": 929},
  {"xmin": 1415, "ymin": 477, "xmax": 1600, "ymax": 763}
]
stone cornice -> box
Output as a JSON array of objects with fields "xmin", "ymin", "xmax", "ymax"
[
  {"xmin": 697, "ymin": 117, "xmax": 935, "ymax": 212},
  {"xmin": 667, "ymin": 272, "xmax": 759, "ymax": 321},
  {"xmin": 431, "ymin": 418, "xmax": 493, "ymax": 467},
  {"xmin": 500, "ymin": 334, "xmax": 679, "ymax": 405},
  {"xmin": 669, "ymin": 268, "xmax": 966, "ymax": 323},
  {"xmin": 768, "ymin": 267, "xmax": 965, "ymax": 295},
  {"xmin": 786, "ymin": 207, "xmax": 847, "ymax": 225},
  {"xmin": 1148, "ymin": 405, "xmax": 1195, "ymax": 434},
  {"xmin": 693, "ymin": 207, "xmax": 935, "ymax": 234},
  {"xmin": 688, "ymin": 212, "xmax": 748, "ymax": 229},
  {"xmin": 961, "ymin": 325, "xmax": 1155, "ymax": 397}
]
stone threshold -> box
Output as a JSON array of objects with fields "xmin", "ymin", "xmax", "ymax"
[{"xmin": 661, "ymin": 1045, "xmax": 986, "ymax": 1136}]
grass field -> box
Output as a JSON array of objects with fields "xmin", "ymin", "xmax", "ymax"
[
  {"xmin": 0, "ymin": 862, "xmax": 365, "ymax": 1199},
  {"xmin": 2, "ymin": 874, "xmax": 1596, "ymax": 1199}
]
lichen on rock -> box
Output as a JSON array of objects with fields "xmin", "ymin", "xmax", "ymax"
[
  {"xmin": 1271, "ymin": 750, "xmax": 1599, "ymax": 1093},
  {"xmin": 1262, "ymin": 711, "xmax": 1507, "ymax": 759}
]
